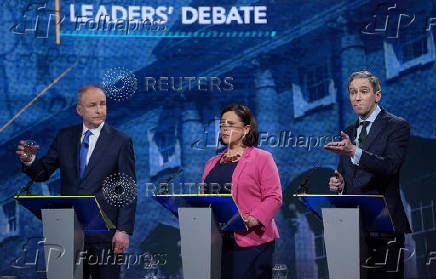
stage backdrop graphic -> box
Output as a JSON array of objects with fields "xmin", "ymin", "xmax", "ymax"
[{"xmin": 1, "ymin": 0, "xmax": 436, "ymax": 278}]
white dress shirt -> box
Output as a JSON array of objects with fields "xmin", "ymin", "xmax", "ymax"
[
  {"xmin": 350, "ymin": 105, "xmax": 381, "ymax": 166},
  {"xmin": 81, "ymin": 122, "xmax": 104, "ymax": 166}
]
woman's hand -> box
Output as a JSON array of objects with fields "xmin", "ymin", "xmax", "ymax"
[{"xmin": 244, "ymin": 216, "xmax": 261, "ymax": 229}]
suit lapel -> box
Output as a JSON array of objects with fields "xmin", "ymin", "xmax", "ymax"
[
  {"xmin": 82, "ymin": 124, "xmax": 111, "ymax": 181},
  {"xmin": 341, "ymin": 121, "xmax": 359, "ymax": 174},
  {"xmin": 363, "ymin": 109, "xmax": 387, "ymax": 150},
  {"xmin": 231, "ymin": 147, "xmax": 253, "ymax": 202},
  {"xmin": 349, "ymin": 120, "xmax": 359, "ymax": 143}
]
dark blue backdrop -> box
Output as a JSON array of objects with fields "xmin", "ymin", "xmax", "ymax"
[{"xmin": 1, "ymin": 0, "xmax": 436, "ymax": 278}]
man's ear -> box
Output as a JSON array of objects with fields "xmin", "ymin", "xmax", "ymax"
[
  {"xmin": 375, "ymin": 90, "xmax": 381, "ymax": 103},
  {"xmin": 76, "ymin": 105, "xmax": 82, "ymax": 116}
]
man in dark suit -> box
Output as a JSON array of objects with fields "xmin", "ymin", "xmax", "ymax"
[
  {"xmin": 324, "ymin": 71, "xmax": 411, "ymax": 279},
  {"xmin": 16, "ymin": 85, "xmax": 136, "ymax": 279}
]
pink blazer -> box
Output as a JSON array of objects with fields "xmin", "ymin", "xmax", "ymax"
[{"xmin": 201, "ymin": 146, "xmax": 282, "ymax": 247}]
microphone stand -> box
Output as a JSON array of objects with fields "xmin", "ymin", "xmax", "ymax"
[
  {"xmin": 294, "ymin": 166, "xmax": 323, "ymax": 220},
  {"xmin": 155, "ymin": 168, "xmax": 183, "ymax": 195},
  {"xmin": 295, "ymin": 166, "xmax": 319, "ymax": 194},
  {"xmin": 15, "ymin": 180, "xmax": 34, "ymax": 198},
  {"xmin": 154, "ymin": 169, "xmax": 183, "ymax": 218}
]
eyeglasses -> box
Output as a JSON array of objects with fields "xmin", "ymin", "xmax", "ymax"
[{"xmin": 219, "ymin": 120, "xmax": 245, "ymax": 129}]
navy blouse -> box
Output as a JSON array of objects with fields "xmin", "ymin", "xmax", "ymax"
[{"xmin": 204, "ymin": 160, "xmax": 238, "ymax": 194}]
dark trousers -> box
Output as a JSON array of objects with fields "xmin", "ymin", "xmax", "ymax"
[
  {"xmin": 82, "ymin": 243, "xmax": 121, "ymax": 279},
  {"xmin": 221, "ymin": 233, "xmax": 275, "ymax": 279},
  {"xmin": 364, "ymin": 233, "xmax": 405, "ymax": 279}
]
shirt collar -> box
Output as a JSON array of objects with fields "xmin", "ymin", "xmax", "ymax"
[
  {"xmin": 82, "ymin": 122, "xmax": 105, "ymax": 137},
  {"xmin": 359, "ymin": 105, "xmax": 381, "ymax": 124}
]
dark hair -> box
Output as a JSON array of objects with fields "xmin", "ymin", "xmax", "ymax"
[
  {"xmin": 220, "ymin": 104, "xmax": 258, "ymax": 147},
  {"xmin": 347, "ymin": 71, "xmax": 381, "ymax": 94},
  {"xmin": 77, "ymin": 85, "xmax": 104, "ymax": 104}
]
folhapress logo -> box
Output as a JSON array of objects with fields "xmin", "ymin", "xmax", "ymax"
[
  {"xmin": 361, "ymin": 3, "xmax": 415, "ymax": 38},
  {"xmin": 10, "ymin": 1, "xmax": 64, "ymax": 41}
]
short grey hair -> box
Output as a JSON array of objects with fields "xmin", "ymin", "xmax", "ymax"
[
  {"xmin": 77, "ymin": 85, "xmax": 104, "ymax": 105},
  {"xmin": 347, "ymin": 71, "xmax": 381, "ymax": 93}
]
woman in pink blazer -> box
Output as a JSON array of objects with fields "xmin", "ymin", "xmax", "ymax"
[{"xmin": 201, "ymin": 104, "xmax": 282, "ymax": 279}]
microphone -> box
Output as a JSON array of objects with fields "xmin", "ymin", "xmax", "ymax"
[
  {"xmin": 154, "ymin": 169, "xmax": 183, "ymax": 219},
  {"xmin": 155, "ymin": 168, "xmax": 183, "ymax": 195},
  {"xmin": 295, "ymin": 166, "xmax": 319, "ymax": 194},
  {"xmin": 16, "ymin": 180, "xmax": 34, "ymax": 197}
]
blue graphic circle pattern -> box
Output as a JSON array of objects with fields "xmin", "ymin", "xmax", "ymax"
[
  {"xmin": 102, "ymin": 172, "xmax": 137, "ymax": 207},
  {"xmin": 102, "ymin": 66, "xmax": 137, "ymax": 102}
]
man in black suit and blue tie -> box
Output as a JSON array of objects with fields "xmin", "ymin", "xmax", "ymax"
[
  {"xmin": 16, "ymin": 85, "xmax": 136, "ymax": 279},
  {"xmin": 324, "ymin": 71, "xmax": 411, "ymax": 279}
]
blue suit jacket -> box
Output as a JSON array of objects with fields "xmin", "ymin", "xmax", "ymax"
[
  {"xmin": 338, "ymin": 108, "xmax": 411, "ymax": 233},
  {"xmin": 23, "ymin": 123, "xmax": 136, "ymax": 243}
]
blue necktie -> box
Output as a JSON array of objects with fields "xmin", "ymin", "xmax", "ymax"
[{"xmin": 79, "ymin": 130, "xmax": 92, "ymax": 179}]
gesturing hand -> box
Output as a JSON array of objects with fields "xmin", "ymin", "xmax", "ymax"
[
  {"xmin": 324, "ymin": 131, "xmax": 356, "ymax": 157},
  {"xmin": 329, "ymin": 170, "xmax": 344, "ymax": 193}
]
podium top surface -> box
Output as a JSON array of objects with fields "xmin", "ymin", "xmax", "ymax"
[
  {"xmin": 154, "ymin": 194, "xmax": 247, "ymax": 231},
  {"xmin": 293, "ymin": 194, "xmax": 395, "ymax": 232},
  {"xmin": 15, "ymin": 196, "xmax": 115, "ymax": 231}
]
